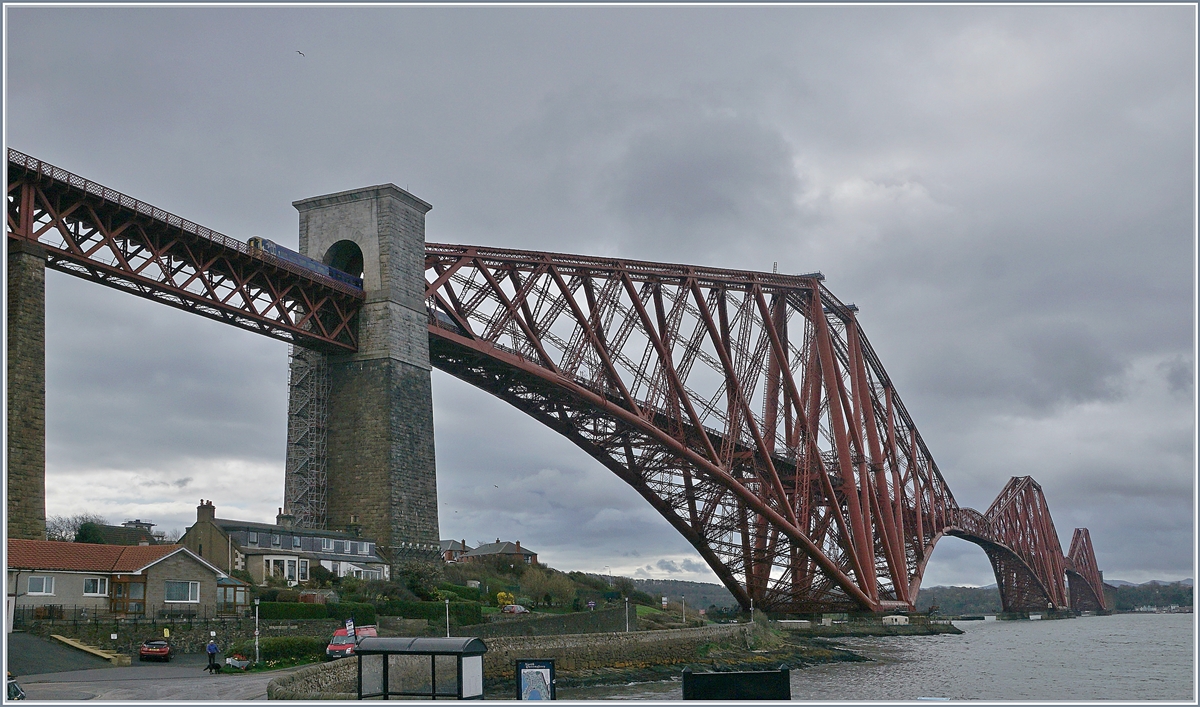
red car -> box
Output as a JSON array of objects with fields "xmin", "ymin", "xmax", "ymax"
[{"xmin": 139, "ymin": 639, "xmax": 172, "ymax": 662}]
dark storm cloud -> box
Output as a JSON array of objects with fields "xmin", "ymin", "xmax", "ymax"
[{"xmin": 5, "ymin": 5, "xmax": 1193, "ymax": 584}]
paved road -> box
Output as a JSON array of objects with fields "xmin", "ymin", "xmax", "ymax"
[
  {"xmin": 7, "ymin": 631, "xmax": 112, "ymax": 676},
  {"xmin": 7, "ymin": 633, "xmax": 305, "ymax": 700}
]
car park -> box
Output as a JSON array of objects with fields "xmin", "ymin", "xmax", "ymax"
[{"xmin": 138, "ymin": 639, "xmax": 173, "ymax": 662}]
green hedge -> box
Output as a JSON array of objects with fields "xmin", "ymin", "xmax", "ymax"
[
  {"xmin": 438, "ymin": 583, "xmax": 481, "ymax": 602},
  {"xmin": 326, "ymin": 601, "xmax": 376, "ymax": 625},
  {"xmin": 378, "ymin": 600, "xmax": 483, "ymax": 626},
  {"xmin": 258, "ymin": 602, "xmax": 328, "ymax": 620},
  {"xmin": 229, "ymin": 636, "xmax": 327, "ymax": 663}
]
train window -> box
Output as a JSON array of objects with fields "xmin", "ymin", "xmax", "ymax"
[{"xmin": 323, "ymin": 240, "xmax": 364, "ymax": 280}]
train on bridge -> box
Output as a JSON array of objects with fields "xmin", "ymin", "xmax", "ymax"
[{"xmin": 247, "ymin": 236, "xmax": 363, "ymax": 290}]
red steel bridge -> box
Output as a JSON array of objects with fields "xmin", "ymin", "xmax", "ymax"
[{"xmin": 7, "ymin": 149, "xmax": 1108, "ymax": 615}]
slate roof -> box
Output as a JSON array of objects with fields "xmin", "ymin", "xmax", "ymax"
[
  {"xmin": 211, "ymin": 518, "xmax": 360, "ymax": 539},
  {"xmin": 7, "ymin": 539, "xmax": 203, "ymax": 574},
  {"xmin": 461, "ymin": 540, "xmax": 535, "ymax": 559},
  {"xmin": 94, "ymin": 524, "xmax": 157, "ymax": 546},
  {"xmin": 440, "ymin": 540, "xmax": 472, "ymax": 553}
]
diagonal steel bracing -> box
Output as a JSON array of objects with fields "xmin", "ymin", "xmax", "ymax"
[{"xmin": 6, "ymin": 149, "xmax": 1107, "ymax": 614}]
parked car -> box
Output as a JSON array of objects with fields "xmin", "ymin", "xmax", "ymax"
[
  {"xmin": 325, "ymin": 625, "xmax": 377, "ymax": 660},
  {"xmin": 501, "ymin": 604, "xmax": 530, "ymax": 614},
  {"xmin": 138, "ymin": 639, "xmax": 173, "ymax": 662}
]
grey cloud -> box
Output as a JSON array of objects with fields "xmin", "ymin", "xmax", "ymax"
[
  {"xmin": 6, "ymin": 5, "xmax": 1193, "ymax": 589},
  {"xmin": 656, "ymin": 559, "xmax": 683, "ymax": 574}
]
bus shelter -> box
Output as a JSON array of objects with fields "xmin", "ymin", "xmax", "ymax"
[{"xmin": 356, "ymin": 637, "xmax": 487, "ymax": 700}]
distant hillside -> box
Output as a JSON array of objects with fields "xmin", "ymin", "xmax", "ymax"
[
  {"xmin": 1105, "ymin": 580, "xmax": 1192, "ymax": 610},
  {"xmin": 632, "ymin": 578, "xmax": 738, "ymax": 610},
  {"xmin": 915, "ymin": 585, "xmax": 1002, "ymax": 615}
]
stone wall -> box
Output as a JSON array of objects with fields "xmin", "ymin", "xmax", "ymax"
[
  {"xmin": 481, "ymin": 624, "xmax": 751, "ymax": 678},
  {"xmin": 21, "ymin": 617, "xmax": 342, "ymax": 656},
  {"xmin": 266, "ymin": 624, "xmax": 753, "ymax": 699},
  {"xmin": 7, "ymin": 239, "xmax": 46, "ymax": 540},
  {"xmin": 451, "ymin": 606, "xmax": 635, "ymax": 638}
]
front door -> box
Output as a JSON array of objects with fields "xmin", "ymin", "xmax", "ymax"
[{"xmin": 111, "ymin": 578, "xmax": 146, "ymax": 616}]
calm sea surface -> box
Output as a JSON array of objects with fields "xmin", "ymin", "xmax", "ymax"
[{"xmin": 558, "ymin": 613, "xmax": 1194, "ymax": 701}]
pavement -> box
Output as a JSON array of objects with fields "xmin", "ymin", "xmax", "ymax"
[{"xmin": 6, "ymin": 632, "xmax": 306, "ymax": 700}]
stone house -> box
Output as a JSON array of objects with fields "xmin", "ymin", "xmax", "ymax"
[
  {"xmin": 6, "ymin": 538, "xmax": 232, "ymax": 620},
  {"xmin": 179, "ymin": 500, "xmax": 390, "ymax": 587},
  {"xmin": 461, "ymin": 539, "xmax": 537, "ymax": 566}
]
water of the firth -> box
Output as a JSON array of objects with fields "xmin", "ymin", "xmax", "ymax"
[{"xmin": 558, "ymin": 613, "xmax": 1194, "ymax": 701}]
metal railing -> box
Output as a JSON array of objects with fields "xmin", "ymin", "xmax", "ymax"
[{"xmin": 10, "ymin": 603, "xmax": 255, "ymax": 627}]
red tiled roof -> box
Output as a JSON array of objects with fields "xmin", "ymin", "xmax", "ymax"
[{"xmin": 6, "ymin": 539, "xmax": 185, "ymax": 573}]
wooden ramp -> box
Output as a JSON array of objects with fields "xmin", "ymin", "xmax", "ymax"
[{"xmin": 49, "ymin": 634, "xmax": 131, "ymax": 666}]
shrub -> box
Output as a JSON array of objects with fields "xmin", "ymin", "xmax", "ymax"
[
  {"xmin": 438, "ymin": 583, "xmax": 481, "ymax": 602},
  {"xmin": 276, "ymin": 590, "xmax": 300, "ymax": 603},
  {"xmin": 326, "ymin": 601, "xmax": 376, "ymax": 625},
  {"xmin": 229, "ymin": 636, "xmax": 327, "ymax": 663},
  {"xmin": 378, "ymin": 600, "xmax": 483, "ymax": 626},
  {"xmin": 258, "ymin": 602, "xmax": 328, "ymax": 620}
]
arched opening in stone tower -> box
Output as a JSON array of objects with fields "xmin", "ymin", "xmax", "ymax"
[{"xmin": 323, "ymin": 240, "xmax": 364, "ymax": 280}]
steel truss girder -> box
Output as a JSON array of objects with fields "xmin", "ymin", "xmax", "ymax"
[
  {"xmin": 425, "ymin": 244, "xmax": 963, "ymax": 613},
  {"xmin": 6, "ymin": 149, "xmax": 362, "ymax": 353},
  {"xmin": 1066, "ymin": 528, "xmax": 1108, "ymax": 612}
]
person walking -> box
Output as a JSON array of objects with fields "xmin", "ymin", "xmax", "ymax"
[{"xmin": 206, "ymin": 639, "xmax": 219, "ymax": 674}]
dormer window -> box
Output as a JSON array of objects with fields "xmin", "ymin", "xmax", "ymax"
[
  {"xmin": 271, "ymin": 534, "xmax": 281, "ymax": 546},
  {"xmin": 321, "ymin": 538, "xmax": 332, "ymax": 551},
  {"xmin": 292, "ymin": 536, "xmax": 301, "ymax": 548},
  {"xmin": 350, "ymin": 542, "xmax": 359, "ymax": 555},
  {"xmin": 334, "ymin": 540, "xmax": 346, "ymax": 553},
  {"xmin": 248, "ymin": 532, "xmax": 258, "ymax": 545}
]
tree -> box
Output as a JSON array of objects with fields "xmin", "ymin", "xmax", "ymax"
[
  {"xmin": 46, "ymin": 513, "xmax": 107, "ymax": 542},
  {"xmin": 520, "ymin": 569, "xmax": 553, "ymax": 607},
  {"xmin": 547, "ymin": 572, "xmax": 576, "ymax": 608},
  {"xmin": 74, "ymin": 522, "xmax": 106, "ymax": 544}
]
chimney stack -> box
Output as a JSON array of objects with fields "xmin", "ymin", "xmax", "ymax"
[
  {"xmin": 277, "ymin": 507, "xmax": 295, "ymax": 529},
  {"xmin": 197, "ymin": 499, "xmax": 215, "ymax": 522}
]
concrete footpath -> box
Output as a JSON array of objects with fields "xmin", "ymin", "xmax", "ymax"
[{"xmin": 8, "ymin": 632, "xmax": 305, "ymax": 700}]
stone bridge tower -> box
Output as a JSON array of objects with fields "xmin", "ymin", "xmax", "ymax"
[{"xmin": 284, "ymin": 185, "xmax": 441, "ymax": 566}]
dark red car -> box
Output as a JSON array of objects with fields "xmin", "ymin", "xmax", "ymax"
[{"xmin": 138, "ymin": 639, "xmax": 172, "ymax": 662}]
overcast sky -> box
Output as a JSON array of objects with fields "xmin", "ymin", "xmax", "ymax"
[{"xmin": 5, "ymin": 5, "xmax": 1195, "ymax": 588}]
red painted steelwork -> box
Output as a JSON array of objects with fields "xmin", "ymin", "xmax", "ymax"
[
  {"xmin": 423, "ymin": 246, "xmax": 1106, "ymax": 613},
  {"xmin": 1067, "ymin": 528, "xmax": 1109, "ymax": 612},
  {"xmin": 6, "ymin": 150, "xmax": 362, "ymax": 352},
  {"xmin": 5, "ymin": 149, "xmax": 1106, "ymax": 614}
]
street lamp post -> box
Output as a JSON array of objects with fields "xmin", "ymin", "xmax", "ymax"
[
  {"xmin": 682, "ymin": 596, "xmax": 686, "ymax": 625},
  {"xmin": 625, "ymin": 597, "xmax": 630, "ymax": 633},
  {"xmin": 445, "ymin": 599, "xmax": 451, "ymax": 638},
  {"xmin": 254, "ymin": 599, "xmax": 260, "ymax": 664}
]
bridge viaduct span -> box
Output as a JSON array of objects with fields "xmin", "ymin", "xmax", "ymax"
[{"xmin": 7, "ymin": 150, "xmax": 1108, "ymax": 615}]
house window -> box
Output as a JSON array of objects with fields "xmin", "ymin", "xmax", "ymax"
[
  {"xmin": 164, "ymin": 581, "xmax": 200, "ymax": 603},
  {"xmin": 299, "ymin": 560, "xmax": 309, "ymax": 582},
  {"xmin": 331, "ymin": 562, "xmax": 340, "ymax": 575},
  {"xmin": 361, "ymin": 543, "xmax": 372, "ymax": 556},
  {"xmin": 334, "ymin": 540, "xmax": 345, "ymax": 553},
  {"xmin": 83, "ymin": 578, "xmax": 108, "ymax": 596},
  {"xmin": 287, "ymin": 560, "xmax": 296, "ymax": 582},
  {"xmin": 292, "ymin": 536, "xmax": 301, "ymax": 548},
  {"xmin": 271, "ymin": 534, "xmax": 281, "ymax": 546},
  {"xmin": 27, "ymin": 576, "xmax": 54, "ymax": 595},
  {"xmin": 248, "ymin": 531, "xmax": 258, "ymax": 545},
  {"xmin": 350, "ymin": 542, "xmax": 359, "ymax": 555}
]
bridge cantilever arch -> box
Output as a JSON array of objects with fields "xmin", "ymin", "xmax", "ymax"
[{"xmin": 7, "ymin": 149, "xmax": 1110, "ymax": 614}]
